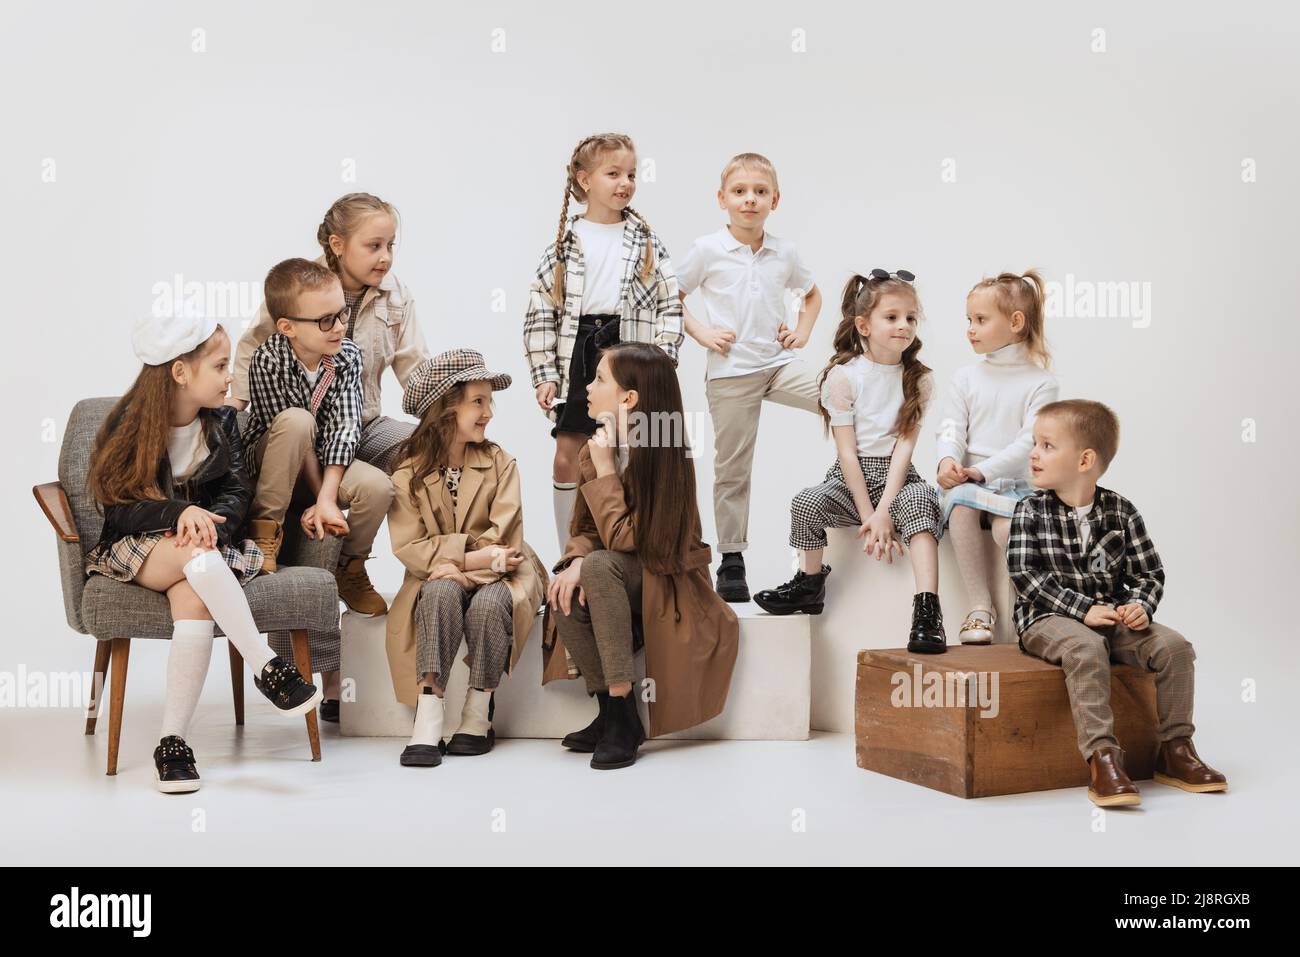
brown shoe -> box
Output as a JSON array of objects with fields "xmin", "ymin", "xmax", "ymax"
[
  {"xmin": 335, "ymin": 555, "xmax": 388, "ymax": 617},
  {"xmin": 1154, "ymin": 737, "xmax": 1227, "ymax": 793},
  {"xmin": 1087, "ymin": 747, "xmax": 1142, "ymax": 807},
  {"xmin": 247, "ymin": 519, "xmax": 284, "ymax": 575}
]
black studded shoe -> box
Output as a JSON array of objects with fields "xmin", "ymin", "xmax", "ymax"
[
  {"xmin": 908, "ymin": 591, "xmax": 948, "ymax": 654},
  {"xmin": 254, "ymin": 656, "xmax": 324, "ymax": 717},
  {"xmin": 153, "ymin": 735, "xmax": 201, "ymax": 794},
  {"xmin": 752, "ymin": 565, "xmax": 832, "ymax": 616},
  {"xmin": 715, "ymin": 552, "xmax": 751, "ymax": 603}
]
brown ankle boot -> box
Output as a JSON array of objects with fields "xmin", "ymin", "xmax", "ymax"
[
  {"xmin": 335, "ymin": 555, "xmax": 388, "ymax": 617},
  {"xmin": 1154, "ymin": 737, "xmax": 1227, "ymax": 793},
  {"xmin": 1087, "ymin": 747, "xmax": 1142, "ymax": 807},
  {"xmin": 247, "ymin": 519, "xmax": 284, "ymax": 575}
]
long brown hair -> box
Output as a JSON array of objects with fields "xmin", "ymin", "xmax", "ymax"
[
  {"xmin": 818, "ymin": 274, "xmax": 932, "ymax": 439},
  {"xmin": 550, "ymin": 133, "xmax": 656, "ymax": 307},
  {"xmin": 316, "ymin": 192, "xmax": 400, "ymax": 276},
  {"xmin": 394, "ymin": 384, "xmax": 497, "ymax": 507},
  {"xmin": 602, "ymin": 343, "xmax": 699, "ymax": 574},
  {"xmin": 88, "ymin": 326, "xmax": 229, "ymax": 507},
  {"xmin": 968, "ymin": 268, "xmax": 1053, "ymax": 369}
]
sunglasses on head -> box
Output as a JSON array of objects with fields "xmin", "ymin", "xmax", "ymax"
[
  {"xmin": 869, "ymin": 268, "xmax": 915, "ymax": 283},
  {"xmin": 281, "ymin": 306, "xmax": 351, "ymax": 333}
]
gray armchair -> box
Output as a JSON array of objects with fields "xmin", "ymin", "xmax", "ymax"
[{"xmin": 34, "ymin": 397, "xmax": 345, "ymax": 775}]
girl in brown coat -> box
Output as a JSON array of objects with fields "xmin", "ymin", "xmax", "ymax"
[{"xmin": 546, "ymin": 342, "xmax": 739, "ymax": 769}]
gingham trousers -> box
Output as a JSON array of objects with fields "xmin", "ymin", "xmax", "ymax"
[
  {"xmin": 789, "ymin": 456, "xmax": 944, "ymax": 549},
  {"xmin": 1019, "ymin": 614, "xmax": 1197, "ymax": 760},
  {"xmin": 356, "ymin": 414, "xmax": 416, "ymax": 475},
  {"xmin": 414, "ymin": 579, "xmax": 514, "ymax": 690}
]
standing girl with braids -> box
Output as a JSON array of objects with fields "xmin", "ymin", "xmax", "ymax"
[
  {"xmin": 753, "ymin": 271, "xmax": 949, "ymax": 653},
  {"xmin": 522, "ymin": 133, "xmax": 684, "ymax": 555},
  {"xmin": 935, "ymin": 270, "xmax": 1057, "ymax": 644}
]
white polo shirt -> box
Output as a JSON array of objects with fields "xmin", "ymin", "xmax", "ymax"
[{"xmin": 676, "ymin": 226, "xmax": 814, "ymax": 380}]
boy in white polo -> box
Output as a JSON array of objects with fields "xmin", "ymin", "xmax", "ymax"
[{"xmin": 676, "ymin": 152, "xmax": 823, "ymax": 601}]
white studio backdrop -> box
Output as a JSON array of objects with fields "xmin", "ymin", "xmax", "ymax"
[{"xmin": 2, "ymin": 1, "xmax": 1297, "ymax": 740}]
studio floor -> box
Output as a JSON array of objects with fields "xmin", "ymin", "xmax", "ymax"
[{"xmin": 2, "ymin": 686, "xmax": 1292, "ymax": 867}]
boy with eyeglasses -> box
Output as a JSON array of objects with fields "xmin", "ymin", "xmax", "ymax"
[{"xmin": 243, "ymin": 258, "xmax": 394, "ymax": 622}]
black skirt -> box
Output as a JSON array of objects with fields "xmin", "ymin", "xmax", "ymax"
[{"xmin": 552, "ymin": 313, "xmax": 620, "ymax": 437}]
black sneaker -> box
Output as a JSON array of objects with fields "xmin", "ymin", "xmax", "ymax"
[
  {"xmin": 752, "ymin": 565, "xmax": 832, "ymax": 615},
  {"xmin": 715, "ymin": 552, "xmax": 750, "ymax": 603},
  {"xmin": 908, "ymin": 591, "xmax": 948, "ymax": 654},
  {"xmin": 153, "ymin": 735, "xmax": 201, "ymax": 794},
  {"xmin": 319, "ymin": 699, "xmax": 340, "ymax": 723},
  {"xmin": 254, "ymin": 656, "xmax": 324, "ymax": 717}
]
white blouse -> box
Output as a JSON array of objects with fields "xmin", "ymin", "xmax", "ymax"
[{"xmin": 821, "ymin": 354, "xmax": 910, "ymax": 458}]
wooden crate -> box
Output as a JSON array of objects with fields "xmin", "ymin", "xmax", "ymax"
[{"xmin": 855, "ymin": 645, "xmax": 1159, "ymax": 798}]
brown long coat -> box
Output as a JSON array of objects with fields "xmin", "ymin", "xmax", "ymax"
[
  {"xmin": 542, "ymin": 445, "xmax": 739, "ymax": 737},
  {"xmin": 386, "ymin": 443, "xmax": 548, "ymax": 708}
]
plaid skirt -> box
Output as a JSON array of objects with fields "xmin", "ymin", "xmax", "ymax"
[
  {"xmin": 85, "ymin": 532, "xmax": 264, "ymax": 585},
  {"xmin": 939, "ymin": 477, "xmax": 1034, "ymax": 527}
]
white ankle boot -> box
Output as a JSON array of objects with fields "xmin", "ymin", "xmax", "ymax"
[
  {"xmin": 400, "ymin": 691, "xmax": 444, "ymax": 767},
  {"xmin": 446, "ymin": 689, "xmax": 495, "ymax": 756}
]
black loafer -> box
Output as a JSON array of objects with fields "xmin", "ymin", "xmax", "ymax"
[
  {"xmin": 400, "ymin": 743, "xmax": 443, "ymax": 767},
  {"xmin": 319, "ymin": 699, "xmax": 339, "ymax": 723},
  {"xmin": 715, "ymin": 553, "xmax": 750, "ymax": 603},
  {"xmin": 752, "ymin": 565, "xmax": 831, "ymax": 615}
]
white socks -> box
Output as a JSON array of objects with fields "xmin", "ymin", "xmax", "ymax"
[
  {"xmin": 159, "ymin": 619, "xmax": 215, "ymax": 739},
  {"xmin": 457, "ymin": 689, "xmax": 492, "ymax": 737},
  {"xmin": 183, "ymin": 550, "xmax": 276, "ymax": 674},
  {"xmin": 948, "ymin": 508, "xmax": 994, "ymax": 613},
  {"xmin": 553, "ymin": 482, "xmax": 577, "ymax": 555},
  {"xmin": 409, "ymin": 690, "xmax": 445, "ymax": 748}
]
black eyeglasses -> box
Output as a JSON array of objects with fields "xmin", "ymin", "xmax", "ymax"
[
  {"xmin": 869, "ymin": 268, "xmax": 915, "ymax": 283},
  {"xmin": 281, "ymin": 306, "xmax": 351, "ymax": 332}
]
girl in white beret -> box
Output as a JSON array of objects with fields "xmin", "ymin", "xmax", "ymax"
[{"xmin": 86, "ymin": 315, "xmax": 323, "ymax": 793}]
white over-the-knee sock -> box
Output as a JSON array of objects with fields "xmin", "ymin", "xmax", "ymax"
[
  {"xmin": 159, "ymin": 619, "xmax": 215, "ymax": 739},
  {"xmin": 409, "ymin": 689, "xmax": 445, "ymax": 748},
  {"xmin": 183, "ymin": 550, "xmax": 276, "ymax": 674},
  {"xmin": 553, "ymin": 482, "xmax": 577, "ymax": 554},
  {"xmin": 948, "ymin": 508, "xmax": 994, "ymax": 614},
  {"xmin": 457, "ymin": 688, "xmax": 492, "ymax": 736}
]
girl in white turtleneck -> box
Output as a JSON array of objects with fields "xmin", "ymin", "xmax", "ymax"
[{"xmin": 935, "ymin": 270, "xmax": 1058, "ymax": 644}]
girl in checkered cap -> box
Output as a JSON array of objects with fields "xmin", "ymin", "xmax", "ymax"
[
  {"xmin": 522, "ymin": 133, "xmax": 685, "ymax": 562},
  {"xmin": 753, "ymin": 271, "xmax": 949, "ymax": 654}
]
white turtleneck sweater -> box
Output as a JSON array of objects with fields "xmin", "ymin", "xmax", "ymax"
[{"xmin": 934, "ymin": 340, "xmax": 1059, "ymax": 484}]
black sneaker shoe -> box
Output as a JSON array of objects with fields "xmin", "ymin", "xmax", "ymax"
[
  {"xmin": 154, "ymin": 735, "xmax": 201, "ymax": 794},
  {"xmin": 715, "ymin": 552, "xmax": 751, "ymax": 602},
  {"xmin": 591, "ymin": 692, "xmax": 646, "ymax": 770},
  {"xmin": 254, "ymin": 656, "xmax": 324, "ymax": 717},
  {"xmin": 752, "ymin": 565, "xmax": 832, "ymax": 615},
  {"xmin": 319, "ymin": 699, "xmax": 340, "ymax": 723},
  {"xmin": 908, "ymin": 591, "xmax": 948, "ymax": 654}
]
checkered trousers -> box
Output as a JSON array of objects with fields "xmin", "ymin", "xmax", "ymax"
[
  {"xmin": 414, "ymin": 578, "xmax": 514, "ymax": 690},
  {"xmin": 788, "ymin": 456, "xmax": 944, "ymax": 550}
]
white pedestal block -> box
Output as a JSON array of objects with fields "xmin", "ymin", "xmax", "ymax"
[
  {"xmin": 340, "ymin": 595, "xmax": 811, "ymax": 741},
  {"xmin": 809, "ymin": 526, "xmax": 1016, "ymax": 733}
]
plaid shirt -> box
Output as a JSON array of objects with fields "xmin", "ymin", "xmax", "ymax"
[
  {"xmin": 1006, "ymin": 485, "xmax": 1165, "ymax": 635},
  {"xmin": 242, "ymin": 333, "xmax": 363, "ymax": 476},
  {"xmin": 523, "ymin": 211, "xmax": 683, "ymax": 421}
]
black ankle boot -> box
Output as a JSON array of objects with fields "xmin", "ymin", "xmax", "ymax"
[
  {"xmin": 254, "ymin": 656, "xmax": 324, "ymax": 716},
  {"xmin": 591, "ymin": 692, "xmax": 645, "ymax": 770},
  {"xmin": 752, "ymin": 565, "xmax": 832, "ymax": 616},
  {"xmin": 908, "ymin": 591, "xmax": 948, "ymax": 654},
  {"xmin": 562, "ymin": 691, "xmax": 610, "ymax": 753},
  {"xmin": 715, "ymin": 552, "xmax": 750, "ymax": 603}
]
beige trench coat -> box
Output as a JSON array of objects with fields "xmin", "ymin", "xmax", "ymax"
[
  {"xmin": 385, "ymin": 443, "xmax": 548, "ymax": 708},
  {"xmin": 542, "ymin": 445, "xmax": 739, "ymax": 737}
]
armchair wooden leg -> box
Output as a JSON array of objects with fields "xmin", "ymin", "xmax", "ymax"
[
  {"xmin": 106, "ymin": 637, "xmax": 130, "ymax": 776},
  {"xmin": 85, "ymin": 640, "xmax": 111, "ymax": 735},
  {"xmin": 228, "ymin": 642, "xmax": 245, "ymax": 726},
  {"xmin": 289, "ymin": 629, "xmax": 321, "ymax": 762}
]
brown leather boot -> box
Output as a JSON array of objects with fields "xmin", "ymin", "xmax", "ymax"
[
  {"xmin": 1087, "ymin": 747, "xmax": 1142, "ymax": 807},
  {"xmin": 1154, "ymin": 737, "xmax": 1227, "ymax": 793},
  {"xmin": 247, "ymin": 519, "xmax": 284, "ymax": 575},
  {"xmin": 335, "ymin": 554, "xmax": 388, "ymax": 617}
]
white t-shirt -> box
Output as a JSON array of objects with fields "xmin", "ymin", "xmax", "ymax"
[
  {"xmin": 168, "ymin": 417, "xmax": 209, "ymax": 482},
  {"xmin": 675, "ymin": 226, "xmax": 814, "ymax": 380},
  {"xmin": 297, "ymin": 357, "xmax": 321, "ymax": 388},
  {"xmin": 1074, "ymin": 500, "xmax": 1096, "ymax": 551},
  {"xmin": 934, "ymin": 340, "xmax": 1059, "ymax": 484},
  {"xmin": 572, "ymin": 217, "xmax": 627, "ymax": 316},
  {"xmin": 821, "ymin": 354, "xmax": 909, "ymax": 457}
]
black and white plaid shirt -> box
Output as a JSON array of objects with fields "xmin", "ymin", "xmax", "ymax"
[
  {"xmin": 1006, "ymin": 485, "xmax": 1165, "ymax": 635},
  {"xmin": 522, "ymin": 210, "xmax": 683, "ymax": 417},
  {"xmin": 242, "ymin": 333, "xmax": 363, "ymax": 476}
]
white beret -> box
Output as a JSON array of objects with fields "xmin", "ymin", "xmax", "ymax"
[{"xmin": 132, "ymin": 313, "xmax": 220, "ymax": 366}]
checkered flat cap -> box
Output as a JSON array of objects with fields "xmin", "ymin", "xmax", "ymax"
[{"xmin": 403, "ymin": 349, "xmax": 512, "ymax": 418}]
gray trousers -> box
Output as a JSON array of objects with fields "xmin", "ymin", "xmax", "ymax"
[
  {"xmin": 553, "ymin": 549, "xmax": 642, "ymax": 693},
  {"xmin": 415, "ymin": 579, "xmax": 513, "ymax": 690}
]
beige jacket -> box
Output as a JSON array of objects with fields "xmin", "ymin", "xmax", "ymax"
[
  {"xmin": 385, "ymin": 443, "xmax": 548, "ymax": 708},
  {"xmin": 232, "ymin": 255, "xmax": 429, "ymax": 425}
]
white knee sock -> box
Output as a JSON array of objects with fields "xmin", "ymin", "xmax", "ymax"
[
  {"xmin": 457, "ymin": 688, "xmax": 492, "ymax": 736},
  {"xmin": 409, "ymin": 689, "xmax": 445, "ymax": 748},
  {"xmin": 183, "ymin": 550, "xmax": 276, "ymax": 674},
  {"xmin": 159, "ymin": 619, "xmax": 215, "ymax": 739},
  {"xmin": 553, "ymin": 482, "xmax": 578, "ymax": 554}
]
